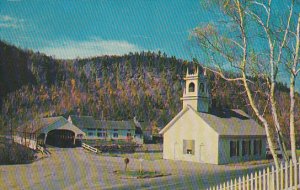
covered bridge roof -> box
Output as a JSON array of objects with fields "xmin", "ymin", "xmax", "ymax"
[{"xmin": 16, "ymin": 116, "xmax": 85, "ymax": 137}]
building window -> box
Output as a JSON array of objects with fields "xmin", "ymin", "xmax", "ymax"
[
  {"xmin": 127, "ymin": 133, "xmax": 131, "ymax": 137},
  {"xmin": 188, "ymin": 82, "xmax": 195, "ymax": 92},
  {"xmin": 230, "ymin": 140, "xmax": 239, "ymax": 157},
  {"xmin": 97, "ymin": 132, "xmax": 103, "ymax": 137},
  {"xmin": 88, "ymin": 132, "xmax": 93, "ymax": 136},
  {"xmin": 254, "ymin": 139, "xmax": 262, "ymax": 155},
  {"xmin": 183, "ymin": 140, "xmax": 195, "ymax": 155},
  {"xmin": 242, "ymin": 140, "xmax": 251, "ymax": 156},
  {"xmin": 113, "ymin": 133, "xmax": 118, "ymax": 138}
]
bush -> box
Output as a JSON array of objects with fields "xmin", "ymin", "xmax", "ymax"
[{"xmin": 0, "ymin": 142, "xmax": 35, "ymax": 165}]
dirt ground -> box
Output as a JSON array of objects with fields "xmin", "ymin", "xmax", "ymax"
[{"xmin": 0, "ymin": 147, "xmax": 271, "ymax": 190}]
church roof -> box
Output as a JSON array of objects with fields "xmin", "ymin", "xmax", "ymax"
[
  {"xmin": 196, "ymin": 108, "xmax": 266, "ymax": 136},
  {"xmin": 159, "ymin": 105, "xmax": 266, "ymax": 137}
]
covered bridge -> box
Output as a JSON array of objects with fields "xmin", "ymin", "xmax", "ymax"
[{"xmin": 14, "ymin": 117, "xmax": 85, "ymax": 149}]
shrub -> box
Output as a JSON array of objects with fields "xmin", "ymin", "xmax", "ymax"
[{"xmin": 0, "ymin": 142, "xmax": 35, "ymax": 165}]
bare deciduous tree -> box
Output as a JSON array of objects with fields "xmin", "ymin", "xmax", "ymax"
[
  {"xmin": 287, "ymin": 13, "xmax": 300, "ymax": 164},
  {"xmin": 191, "ymin": 0, "xmax": 299, "ymax": 168}
]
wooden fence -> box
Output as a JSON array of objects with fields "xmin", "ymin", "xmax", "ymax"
[
  {"xmin": 208, "ymin": 158, "xmax": 300, "ymax": 190},
  {"xmin": 82, "ymin": 142, "xmax": 98, "ymax": 153}
]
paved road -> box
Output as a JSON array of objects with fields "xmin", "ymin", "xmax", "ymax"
[{"xmin": 0, "ymin": 148, "xmax": 270, "ymax": 190}]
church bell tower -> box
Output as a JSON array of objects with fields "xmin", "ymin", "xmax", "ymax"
[{"xmin": 180, "ymin": 66, "xmax": 211, "ymax": 113}]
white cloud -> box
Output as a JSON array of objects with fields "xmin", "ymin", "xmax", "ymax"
[
  {"xmin": 0, "ymin": 15, "xmax": 23, "ymax": 28},
  {"xmin": 40, "ymin": 38, "xmax": 142, "ymax": 59},
  {"xmin": 0, "ymin": 15, "xmax": 14, "ymax": 22},
  {"xmin": 0, "ymin": 23, "xmax": 17, "ymax": 28}
]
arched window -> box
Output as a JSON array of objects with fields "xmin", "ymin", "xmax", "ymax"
[
  {"xmin": 199, "ymin": 83, "xmax": 204, "ymax": 92},
  {"xmin": 188, "ymin": 82, "xmax": 195, "ymax": 92}
]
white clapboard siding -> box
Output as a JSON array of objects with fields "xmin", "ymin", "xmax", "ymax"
[{"xmin": 208, "ymin": 158, "xmax": 300, "ymax": 190}]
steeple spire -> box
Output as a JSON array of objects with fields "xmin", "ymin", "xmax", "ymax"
[{"xmin": 180, "ymin": 66, "xmax": 211, "ymax": 112}]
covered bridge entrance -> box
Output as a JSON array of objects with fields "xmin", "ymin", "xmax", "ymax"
[
  {"xmin": 46, "ymin": 129, "xmax": 75, "ymax": 147},
  {"xmin": 41, "ymin": 117, "xmax": 85, "ymax": 148}
]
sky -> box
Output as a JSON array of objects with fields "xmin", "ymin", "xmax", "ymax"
[
  {"xmin": 0, "ymin": 0, "xmax": 299, "ymax": 91},
  {"xmin": 0, "ymin": 0, "xmax": 217, "ymax": 59}
]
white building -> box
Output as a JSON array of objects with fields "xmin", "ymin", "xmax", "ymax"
[{"xmin": 159, "ymin": 67, "xmax": 266, "ymax": 164}]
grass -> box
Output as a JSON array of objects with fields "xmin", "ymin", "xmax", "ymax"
[
  {"xmin": 0, "ymin": 142, "xmax": 35, "ymax": 165},
  {"xmin": 102, "ymin": 152, "xmax": 163, "ymax": 160},
  {"xmin": 113, "ymin": 170, "xmax": 170, "ymax": 179},
  {"xmin": 228, "ymin": 159, "xmax": 272, "ymax": 167}
]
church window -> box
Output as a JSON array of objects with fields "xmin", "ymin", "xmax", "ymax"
[
  {"xmin": 242, "ymin": 140, "xmax": 251, "ymax": 156},
  {"xmin": 188, "ymin": 82, "xmax": 195, "ymax": 92},
  {"xmin": 183, "ymin": 140, "xmax": 195, "ymax": 155},
  {"xmin": 253, "ymin": 139, "xmax": 262, "ymax": 155},
  {"xmin": 230, "ymin": 140, "xmax": 239, "ymax": 157}
]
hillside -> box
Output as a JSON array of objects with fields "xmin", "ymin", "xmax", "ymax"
[{"xmin": 0, "ymin": 41, "xmax": 299, "ymax": 138}]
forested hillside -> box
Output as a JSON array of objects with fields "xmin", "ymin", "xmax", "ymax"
[{"xmin": 0, "ymin": 41, "xmax": 299, "ymax": 137}]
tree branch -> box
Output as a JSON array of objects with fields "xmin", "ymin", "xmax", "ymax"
[{"xmin": 249, "ymin": 1, "xmax": 269, "ymax": 16}]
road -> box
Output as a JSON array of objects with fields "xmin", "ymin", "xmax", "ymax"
[{"xmin": 0, "ymin": 147, "xmax": 270, "ymax": 190}]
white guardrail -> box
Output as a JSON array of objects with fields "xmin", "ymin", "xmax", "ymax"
[{"xmin": 82, "ymin": 143, "xmax": 98, "ymax": 153}]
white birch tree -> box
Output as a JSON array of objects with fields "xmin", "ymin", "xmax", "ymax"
[
  {"xmin": 191, "ymin": 0, "xmax": 299, "ymax": 168},
  {"xmin": 287, "ymin": 13, "xmax": 300, "ymax": 164}
]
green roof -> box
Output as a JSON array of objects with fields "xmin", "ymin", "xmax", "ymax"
[
  {"xmin": 69, "ymin": 115, "xmax": 98, "ymax": 129},
  {"xmin": 69, "ymin": 115, "xmax": 136, "ymax": 130},
  {"xmin": 97, "ymin": 120, "xmax": 135, "ymax": 130}
]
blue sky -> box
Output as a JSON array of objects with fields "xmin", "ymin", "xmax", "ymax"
[{"xmin": 0, "ymin": 0, "xmax": 216, "ymax": 59}]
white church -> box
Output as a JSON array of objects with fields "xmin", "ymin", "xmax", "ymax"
[{"xmin": 159, "ymin": 66, "xmax": 266, "ymax": 164}]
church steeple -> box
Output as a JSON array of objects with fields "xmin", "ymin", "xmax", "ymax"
[{"xmin": 181, "ymin": 66, "xmax": 211, "ymax": 113}]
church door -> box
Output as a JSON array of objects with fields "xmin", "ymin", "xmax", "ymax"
[
  {"xmin": 199, "ymin": 144, "xmax": 204, "ymax": 162},
  {"xmin": 174, "ymin": 142, "xmax": 179, "ymax": 160}
]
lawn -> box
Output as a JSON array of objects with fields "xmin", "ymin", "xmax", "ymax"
[
  {"xmin": 103, "ymin": 151, "xmax": 163, "ymax": 160},
  {"xmin": 113, "ymin": 170, "xmax": 170, "ymax": 179}
]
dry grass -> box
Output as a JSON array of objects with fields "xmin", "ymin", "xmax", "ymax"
[
  {"xmin": 227, "ymin": 159, "xmax": 272, "ymax": 167},
  {"xmin": 113, "ymin": 170, "xmax": 170, "ymax": 179},
  {"xmin": 0, "ymin": 147, "xmax": 272, "ymax": 189},
  {"xmin": 101, "ymin": 151, "xmax": 163, "ymax": 160}
]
